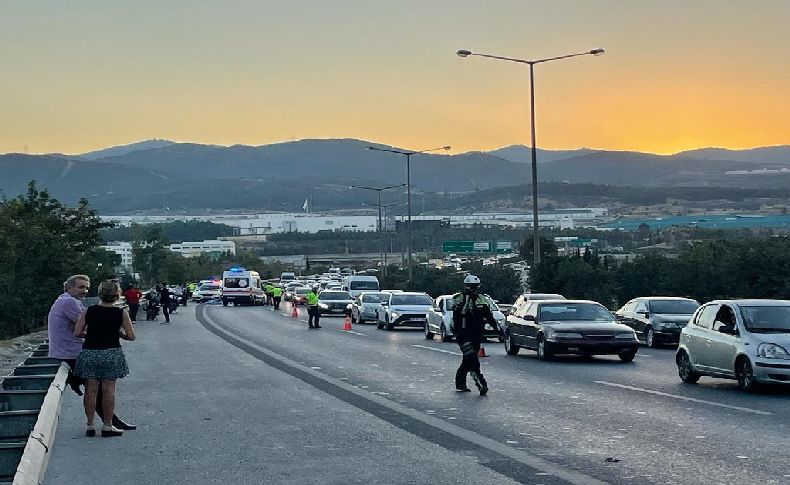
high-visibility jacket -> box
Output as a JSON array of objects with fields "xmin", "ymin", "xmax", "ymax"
[
  {"xmin": 272, "ymin": 287, "xmax": 283, "ymax": 297},
  {"xmin": 264, "ymin": 284, "xmax": 274, "ymax": 294},
  {"xmin": 306, "ymin": 291, "xmax": 319, "ymax": 306}
]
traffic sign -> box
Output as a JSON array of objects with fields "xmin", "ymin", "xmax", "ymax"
[{"xmin": 442, "ymin": 240, "xmax": 513, "ymax": 254}]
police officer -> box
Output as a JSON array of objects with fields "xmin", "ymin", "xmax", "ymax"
[
  {"xmin": 264, "ymin": 282, "xmax": 275, "ymax": 306},
  {"xmin": 271, "ymin": 285, "xmax": 283, "ymax": 310},
  {"xmin": 451, "ymin": 274, "xmax": 498, "ymax": 395},
  {"xmin": 306, "ymin": 285, "xmax": 321, "ymax": 329}
]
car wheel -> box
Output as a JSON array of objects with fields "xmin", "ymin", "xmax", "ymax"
[
  {"xmin": 424, "ymin": 322, "xmax": 434, "ymax": 340},
  {"xmin": 676, "ymin": 350, "xmax": 700, "ymax": 384},
  {"xmin": 736, "ymin": 357, "xmax": 759, "ymax": 392},
  {"xmin": 618, "ymin": 349, "xmax": 637, "ymax": 362},
  {"xmin": 536, "ymin": 336, "xmax": 552, "ymax": 360},
  {"xmin": 504, "ymin": 331, "xmax": 519, "ymax": 356},
  {"xmin": 645, "ymin": 327, "xmax": 657, "ymax": 348},
  {"xmin": 222, "ymin": 300, "xmax": 228, "ymax": 307},
  {"xmin": 440, "ymin": 325, "xmax": 452, "ymax": 342}
]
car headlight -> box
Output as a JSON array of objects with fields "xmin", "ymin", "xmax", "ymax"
[
  {"xmin": 757, "ymin": 343, "xmax": 790, "ymax": 359},
  {"xmin": 553, "ymin": 332, "xmax": 583, "ymax": 339},
  {"xmin": 653, "ymin": 320, "xmax": 676, "ymax": 329},
  {"xmin": 319, "ymin": 303, "xmax": 329, "ymax": 309},
  {"xmin": 615, "ymin": 332, "xmax": 637, "ymax": 340},
  {"xmin": 390, "ymin": 312, "xmax": 400, "ymax": 319}
]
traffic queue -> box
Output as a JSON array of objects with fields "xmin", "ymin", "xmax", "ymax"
[{"xmin": 205, "ymin": 266, "xmax": 790, "ymax": 393}]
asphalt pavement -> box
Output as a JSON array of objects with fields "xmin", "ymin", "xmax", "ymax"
[{"xmin": 44, "ymin": 302, "xmax": 790, "ymax": 484}]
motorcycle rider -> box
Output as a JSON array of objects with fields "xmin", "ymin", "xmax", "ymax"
[{"xmin": 451, "ymin": 274, "xmax": 498, "ymax": 395}]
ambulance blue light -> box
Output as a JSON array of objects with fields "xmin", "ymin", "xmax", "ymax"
[{"xmin": 228, "ymin": 267, "xmax": 245, "ymax": 272}]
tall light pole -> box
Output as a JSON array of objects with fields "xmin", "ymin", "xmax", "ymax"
[
  {"xmin": 456, "ymin": 47, "xmax": 604, "ymax": 267},
  {"xmin": 366, "ymin": 145, "xmax": 451, "ymax": 282},
  {"xmin": 351, "ymin": 183, "xmax": 406, "ymax": 275}
]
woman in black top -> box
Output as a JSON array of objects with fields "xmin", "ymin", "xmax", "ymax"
[{"xmin": 74, "ymin": 280, "xmax": 136, "ymax": 437}]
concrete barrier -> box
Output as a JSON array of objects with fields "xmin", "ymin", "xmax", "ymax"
[
  {"xmin": 22, "ymin": 357, "xmax": 61, "ymax": 366},
  {"xmin": 12, "ymin": 362, "xmax": 68, "ymax": 485}
]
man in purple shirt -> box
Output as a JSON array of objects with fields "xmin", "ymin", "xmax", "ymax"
[{"xmin": 48, "ymin": 274, "xmax": 136, "ymax": 431}]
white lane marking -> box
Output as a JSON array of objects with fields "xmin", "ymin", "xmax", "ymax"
[
  {"xmin": 412, "ymin": 344, "xmax": 462, "ymax": 356},
  {"xmin": 593, "ymin": 380, "xmax": 773, "ymax": 416},
  {"xmin": 344, "ymin": 330, "xmax": 366, "ymax": 336}
]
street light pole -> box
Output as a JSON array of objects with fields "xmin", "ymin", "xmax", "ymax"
[
  {"xmin": 351, "ymin": 183, "xmax": 406, "ymax": 277},
  {"xmin": 456, "ymin": 47, "xmax": 604, "ymax": 267},
  {"xmin": 366, "ymin": 145, "xmax": 451, "ymax": 282}
]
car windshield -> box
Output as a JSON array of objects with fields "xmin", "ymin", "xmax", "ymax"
[
  {"xmin": 649, "ymin": 300, "xmax": 699, "ymax": 314},
  {"xmin": 528, "ymin": 294, "xmax": 565, "ymax": 300},
  {"xmin": 362, "ymin": 293, "xmax": 388, "ymax": 303},
  {"xmin": 200, "ymin": 284, "xmax": 220, "ymax": 291},
  {"xmin": 391, "ymin": 294, "xmax": 433, "ymax": 306},
  {"xmin": 739, "ymin": 306, "xmax": 790, "ymax": 333},
  {"xmin": 224, "ymin": 277, "xmax": 248, "ymax": 288},
  {"xmin": 539, "ymin": 303, "xmax": 613, "ymax": 322},
  {"xmin": 350, "ymin": 281, "xmax": 379, "ymax": 290},
  {"xmin": 320, "ymin": 291, "xmax": 351, "ymax": 300}
]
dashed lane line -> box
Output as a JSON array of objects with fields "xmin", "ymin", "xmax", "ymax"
[{"xmin": 593, "ymin": 380, "xmax": 773, "ymax": 416}]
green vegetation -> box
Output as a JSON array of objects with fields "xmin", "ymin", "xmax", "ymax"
[
  {"xmin": 100, "ymin": 220, "xmax": 234, "ymax": 244},
  {"xmin": 0, "ymin": 182, "xmax": 119, "ymax": 338},
  {"xmin": 530, "ymin": 238, "xmax": 790, "ymax": 308}
]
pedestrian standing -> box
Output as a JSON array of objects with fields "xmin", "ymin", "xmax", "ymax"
[
  {"xmin": 47, "ymin": 274, "xmax": 135, "ymax": 430},
  {"xmin": 306, "ymin": 285, "xmax": 321, "ymax": 329},
  {"xmin": 272, "ymin": 285, "xmax": 283, "ymax": 310},
  {"xmin": 451, "ymin": 275, "xmax": 498, "ymax": 395},
  {"xmin": 158, "ymin": 283, "xmax": 171, "ymax": 324},
  {"xmin": 74, "ymin": 280, "xmax": 136, "ymax": 437},
  {"xmin": 123, "ymin": 284, "xmax": 142, "ymax": 323}
]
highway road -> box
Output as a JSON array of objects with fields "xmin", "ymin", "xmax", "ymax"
[
  {"xmin": 201, "ymin": 303, "xmax": 790, "ymax": 485},
  {"xmin": 45, "ymin": 302, "xmax": 790, "ymax": 484}
]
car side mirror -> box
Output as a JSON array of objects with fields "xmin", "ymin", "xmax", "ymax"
[
  {"xmin": 640, "ymin": 311, "xmax": 650, "ymax": 318},
  {"xmin": 524, "ymin": 315, "xmax": 536, "ymax": 322}
]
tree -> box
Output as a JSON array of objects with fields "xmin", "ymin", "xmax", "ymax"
[{"xmin": 0, "ymin": 182, "xmax": 117, "ymax": 338}]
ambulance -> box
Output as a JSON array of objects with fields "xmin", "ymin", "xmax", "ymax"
[{"xmin": 221, "ymin": 267, "xmax": 265, "ymax": 306}]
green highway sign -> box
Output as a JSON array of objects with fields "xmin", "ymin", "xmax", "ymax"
[{"xmin": 442, "ymin": 240, "xmax": 513, "ymax": 254}]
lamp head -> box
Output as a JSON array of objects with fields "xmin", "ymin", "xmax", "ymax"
[
  {"xmin": 590, "ymin": 48, "xmax": 605, "ymax": 56},
  {"xmin": 456, "ymin": 49, "xmax": 472, "ymax": 58}
]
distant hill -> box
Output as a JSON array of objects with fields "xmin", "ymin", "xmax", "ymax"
[
  {"xmin": 79, "ymin": 139, "xmax": 177, "ymax": 160},
  {"xmin": 675, "ymin": 146, "xmax": 790, "ymax": 165},
  {"xmin": 3, "ymin": 138, "xmax": 790, "ymax": 212},
  {"xmin": 486, "ymin": 145, "xmax": 597, "ymax": 164}
]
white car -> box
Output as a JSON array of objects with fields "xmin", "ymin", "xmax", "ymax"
[
  {"xmin": 425, "ymin": 294, "xmax": 505, "ymax": 342},
  {"xmin": 192, "ymin": 282, "xmax": 222, "ymax": 302},
  {"xmin": 350, "ymin": 292, "xmax": 391, "ymax": 324},
  {"xmin": 377, "ymin": 292, "xmax": 433, "ymax": 331}
]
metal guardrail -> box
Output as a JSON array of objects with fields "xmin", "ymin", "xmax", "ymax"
[{"xmin": 0, "ymin": 341, "xmax": 68, "ymax": 484}]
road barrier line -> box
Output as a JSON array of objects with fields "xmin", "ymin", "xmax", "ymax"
[
  {"xmin": 412, "ymin": 345, "xmax": 462, "ymax": 356},
  {"xmin": 593, "ymin": 380, "xmax": 773, "ymax": 416},
  {"xmin": 12, "ymin": 363, "xmax": 69, "ymax": 485},
  {"xmin": 344, "ymin": 330, "xmax": 366, "ymax": 337},
  {"xmin": 199, "ymin": 306, "xmax": 606, "ymax": 485}
]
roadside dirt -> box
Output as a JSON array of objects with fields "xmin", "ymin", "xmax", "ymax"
[{"xmin": 0, "ymin": 329, "xmax": 48, "ymax": 376}]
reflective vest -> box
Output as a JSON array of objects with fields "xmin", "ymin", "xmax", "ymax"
[
  {"xmin": 272, "ymin": 287, "xmax": 283, "ymax": 297},
  {"xmin": 306, "ymin": 291, "xmax": 319, "ymax": 306},
  {"xmin": 264, "ymin": 284, "xmax": 274, "ymax": 294}
]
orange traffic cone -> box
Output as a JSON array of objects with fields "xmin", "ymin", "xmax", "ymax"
[
  {"xmin": 477, "ymin": 345, "xmax": 488, "ymax": 358},
  {"xmin": 291, "ymin": 302, "xmax": 298, "ymax": 318},
  {"xmin": 342, "ymin": 314, "xmax": 352, "ymax": 331}
]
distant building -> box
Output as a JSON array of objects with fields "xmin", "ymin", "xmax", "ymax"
[
  {"xmin": 169, "ymin": 240, "xmax": 236, "ymax": 258},
  {"xmin": 100, "ymin": 242, "xmax": 134, "ymax": 271}
]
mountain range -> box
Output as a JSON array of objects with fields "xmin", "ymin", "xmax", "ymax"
[{"xmin": 2, "ymin": 139, "xmax": 789, "ymax": 212}]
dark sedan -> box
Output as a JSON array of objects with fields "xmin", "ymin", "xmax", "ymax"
[
  {"xmin": 318, "ymin": 290, "xmax": 354, "ymax": 316},
  {"xmin": 503, "ymin": 300, "xmax": 639, "ymax": 362},
  {"xmin": 615, "ymin": 297, "xmax": 699, "ymax": 347}
]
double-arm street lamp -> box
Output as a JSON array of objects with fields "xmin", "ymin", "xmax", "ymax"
[
  {"xmin": 456, "ymin": 48, "xmax": 604, "ymax": 267},
  {"xmin": 366, "ymin": 145, "xmax": 451, "ymax": 282},
  {"xmin": 351, "ymin": 183, "xmax": 406, "ymax": 275}
]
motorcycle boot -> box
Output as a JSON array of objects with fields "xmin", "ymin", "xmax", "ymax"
[{"xmin": 471, "ymin": 372, "xmax": 488, "ymax": 396}]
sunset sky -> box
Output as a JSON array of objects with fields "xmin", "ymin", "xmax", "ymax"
[{"xmin": 1, "ymin": 1, "xmax": 788, "ymax": 155}]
